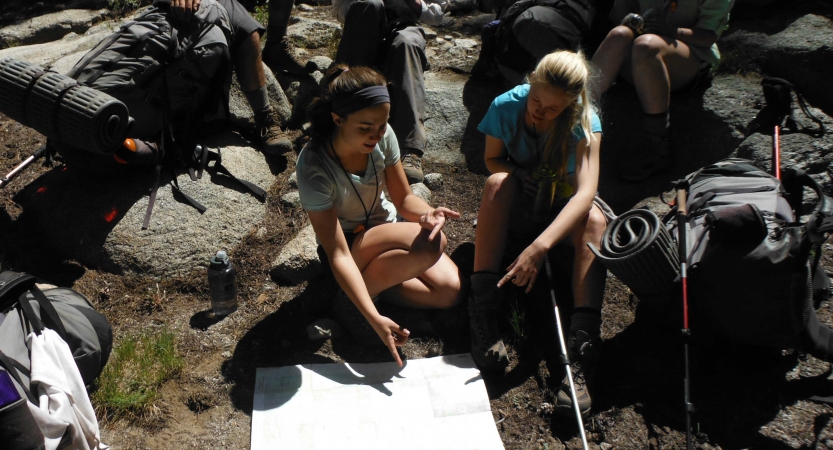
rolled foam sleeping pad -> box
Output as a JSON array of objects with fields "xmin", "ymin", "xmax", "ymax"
[
  {"xmin": 0, "ymin": 58, "xmax": 130, "ymax": 154},
  {"xmin": 588, "ymin": 208, "xmax": 680, "ymax": 295}
]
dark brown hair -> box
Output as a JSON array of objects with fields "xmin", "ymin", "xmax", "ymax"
[{"xmin": 307, "ymin": 65, "xmax": 387, "ymax": 143}]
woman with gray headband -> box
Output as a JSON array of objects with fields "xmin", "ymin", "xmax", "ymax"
[{"xmin": 296, "ymin": 65, "xmax": 463, "ymax": 366}]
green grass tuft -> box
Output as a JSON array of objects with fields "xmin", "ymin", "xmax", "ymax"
[{"xmin": 92, "ymin": 329, "xmax": 183, "ymax": 422}]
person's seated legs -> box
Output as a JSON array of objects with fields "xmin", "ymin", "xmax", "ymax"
[
  {"xmin": 592, "ymin": 25, "xmax": 705, "ymax": 182},
  {"xmin": 385, "ymin": 25, "xmax": 428, "ymax": 184},
  {"xmin": 237, "ymin": 30, "xmax": 293, "ymax": 154},
  {"xmin": 262, "ymin": 0, "xmax": 310, "ymax": 75},
  {"xmin": 218, "ymin": 0, "xmax": 293, "ymax": 154},
  {"xmin": 333, "ymin": 0, "xmax": 387, "ymax": 68}
]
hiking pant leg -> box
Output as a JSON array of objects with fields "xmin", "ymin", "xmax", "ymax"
[
  {"xmin": 335, "ymin": 0, "xmax": 387, "ymax": 67},
  {"xmin": 385, "ymin": 25, "xmax": 427, "ymax": 152}
]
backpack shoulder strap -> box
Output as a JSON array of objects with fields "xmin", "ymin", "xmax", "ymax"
[
  {"xmin": 0, "ymin": 351, "xmax": 37, "ymax": 404},
  {"xmin": 0, "ymin": 271, "xmax": 37, "ymax": 311}
]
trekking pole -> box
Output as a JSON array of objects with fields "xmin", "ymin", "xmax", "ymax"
[
  {"xmin": 676, "ymin": 183, "xmax": 694, "ymax": 450},
  {"xmin": 773, "ymin": 125, "xmax": 781, "ymax": 180},
  {"xmin": 0, "ymin": 143, "xmax": 49, "ymax": 189},
  {"xmin": 544, "ymin": 255, "xmax": 589, "ymax": 450}
]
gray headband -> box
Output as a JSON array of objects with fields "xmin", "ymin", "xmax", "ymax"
[{"xmin": 332, "ymin": 85, "xmax": 390, "ymax": 116}]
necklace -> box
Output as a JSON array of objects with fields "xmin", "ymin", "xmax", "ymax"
[{"xmin": 329, "ymin": 136, "xmax": 378, "ymax": 234}]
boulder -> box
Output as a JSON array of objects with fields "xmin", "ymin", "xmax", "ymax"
[
  {"xmin": 229, "ymin": 62, "xmax": 292, "ymax": 131},
  {"xmin": 280, "ymin": 191, "xmax": 301, "ymax": 208},
  {"xmin": 720, "ymin": 14, "xmax": 833, "ymax": 113},
  {"xmin": 423, "ymin": 72, "xmax": 470, "ymax": 166},
  {"xmin": 270, "ymin": 223, "xmax": 325, "ymax": 285},
  {"xmin": 305, "ymin": 55, "xmax": 332, "ymax": 72},
  {"xmin": 288, "ymin": 172, "xmax": 298, "ymax": 188},
  {"xmin": 10, "ymin": 134, "xmax": 276, "ymax": 277},
  {"xmin": 286, "ymin": 17, "xmax": 341, "ymax": 50},
  {"xmin": 410, "ymin": 183, "xmax": 432, "ymax": 204},
  {"xmin": 0, "ymin": 29, "xmax": 111, "ymax": 70},
  {"xmin": 423, "ymin": 173, "xmax": 443, "ymax": 190},
  {"xmin": 0, "ymin": 9, "xmax": 109, "ymax": 48}
]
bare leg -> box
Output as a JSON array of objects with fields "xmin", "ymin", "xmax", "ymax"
[
  {"xmin": 473, "ymin": 172, "xmax": 520, "ymax": 273},
  {"xmin": 630, "ymin": 34, "xmax": 701, "ymax": 114},
  {"xmin": 590, "ymin": 26, "xmax": 636, "ymax": 102},
  {"xmin": 569, "ymin": 204, "xmax": 608, "ymax": 310},
  {"xmin": 350, "ymin": 222, "xmax": 461, "ymax": 309},
  {"xmin": 236, "ymin": 31, "xmax": 266, "ymax": 93}
]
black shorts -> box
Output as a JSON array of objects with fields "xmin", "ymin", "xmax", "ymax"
[{"xmin": 216, "ymin": 0, "xmax": 266, "ymax": 50}]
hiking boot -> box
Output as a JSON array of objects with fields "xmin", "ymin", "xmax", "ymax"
[
  {"xmin": 619, "ymin": 134, "xmax": 672, "ymax": 183},
  {"xmin": 254, "ymin": 107, "xmax": 292, "ymax": 155},
  {"xmin": 554, "ymin": 330, "xmax": 600, "ymax": 417},
  {"xmin": 402, "ymin": 149, "xmax": 424, "ymax": 184},
  {"xmin": 330, "ymin": 290, "xmax": 381, "ymax": 346},
  {"xmin": 262, "ymin": 36, "xmax": 309, "ymax": 76},
  {"xmin": 468, "ymin": 283, "xmax": 508, "ymax": 372}
]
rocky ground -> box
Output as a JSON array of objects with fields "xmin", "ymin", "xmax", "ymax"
[{"xmin": 1, "ymin": 0, "xmax": 833, "ymax": 448}]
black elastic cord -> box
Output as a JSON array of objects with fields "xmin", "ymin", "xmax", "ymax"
[{"xmin": 329, "ymin": 136, "xmax": 378, "ymax": 232}]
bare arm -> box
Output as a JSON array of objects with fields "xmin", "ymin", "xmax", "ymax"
[
  {"xmin": 484, "ymin": 134, "xmax": 538, "ymax": 197},
  {"xmin": 386, "ymin": 160, "xmax": 460, "ymax": 240},
  {"xmin": 672, "ymin": 27, "xmax": 718, "ymax": 48},
  {"xmin": 499, "ymin": 133, "xmax": 603, "ymax": 291},
  {"xmin": 306, "ymin": 207, "xmax": 408, "ymax": 366}
]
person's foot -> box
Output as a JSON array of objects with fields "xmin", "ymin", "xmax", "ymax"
[
  {"xmin": 254, "ymin": 106, "xmax": 292, "ymax": 155},
  {"xmin": 401, "ymin": 149, "xmax": 424, "ymax": 184},
  {"xmin": 619, "ymin": 134, "xmax": 672, "ymax": 183},
  {"xmin": 262, "ymin": 35, "xmax": 310, "ymax": 76},
  {"xmin": 554, "ymin": 330, "xmax": 600, "ymax": 417},
  {"xmin": 468, "ymin": 281, "xmax": 508, "ymax": 372},
  {"xmin": 330, "ymin": 290, "xmax": 381, "ymax": 346}
]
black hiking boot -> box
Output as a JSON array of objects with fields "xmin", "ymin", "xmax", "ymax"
[
  {"xmin": 263, "ymin": 36, "xmax": 310, "ymax": 76},
  {"xmin": 330, "ymin": 290, "xmax": 381, "ymax": 346},
  {"xmin": 554, "ymin": 330, "xmax": 600, "ymax": 417},
  {"xmin": 254, "ymin": 106, "xmax": 292, "ymax": 155},
  {"xmin": 401, "ymin": 149, "xmax": 424, "ymax": 184},
  {"xmin": 468, "ymin": 273, "xmax": 508, "ymax": 372}
]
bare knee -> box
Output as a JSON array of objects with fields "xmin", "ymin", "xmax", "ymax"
[
  {"xmin": 433, "ymin": 269, "xmax": 463, "ymax": 309},
  {"xmin": 411, "ymin": 229, "xmax": 445, "ymax": 269},
  {"xmin": 574, "ymin": 205, "xmax": 607, "ymax": 251},
  {"xmin": 483, "ymin": 172, "xmax": 519, "ymax": 202},
  {"xmin": 605, "ymin": 25, "xmax": 636, "ymax": 42},
  {"xmin": 632, "ymin": 34, "xmax": 665, "ymax": 62}
]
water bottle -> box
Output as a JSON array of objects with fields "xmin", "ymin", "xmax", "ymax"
[
  {"xmin": 208, "ymin": 250, "xmax": 238, "ymax": 316},
  {"xmin": 532, "ymin": 163, "xmax": 558, "ymax": 223}
]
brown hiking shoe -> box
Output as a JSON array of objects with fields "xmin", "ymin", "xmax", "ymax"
[
  {"xmin": 554, "ymin": 330, "xmax": 600, "ymax": 417},
  {"xmin": 401, "ymin": 150, "xmax": 424, "ymax": 184},
  {"xmin": 262, "ymin": 36, "xmax": 309, "ymax": 76},
  {"xmin": 468, "ymin": 282, "xmax": 508, "ymax": 372},
  {"xmin": 254, "ymin": 107, "xmax": 292, "ymax": 155}
]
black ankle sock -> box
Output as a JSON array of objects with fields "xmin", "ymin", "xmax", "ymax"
[
  {"xmin": 471, "ymin": 271, "xmax": 500, "ymax": 296},
  {"xmin": 643, "ymin": 111, "xmax": 670, "ymax": 138},
  {"xmin": 570, "ymin": 307, "xmax": 601, "ymax": 337}
]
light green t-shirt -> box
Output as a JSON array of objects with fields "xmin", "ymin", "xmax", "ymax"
[
  {"xmin": 296, "ymin": 125, "xmax": 400, "ymax": 233},
  {"xmin": 610, "ymin": 0, "xmax": 735, "ymax": 67}
]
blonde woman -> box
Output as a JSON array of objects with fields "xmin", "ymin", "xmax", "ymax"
[{"xmin": 470, "ymin": 51, "xmax": 612, "ymax": 417}]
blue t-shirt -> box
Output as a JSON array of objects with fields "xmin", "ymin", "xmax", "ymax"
[{"xmin": 477, "ymin": 84, "xmax": 602, "ymax": 175}]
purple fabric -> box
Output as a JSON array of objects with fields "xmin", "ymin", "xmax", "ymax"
[{"xmin": 0, "ymin": 371, "xmax": 21, "ymax": 408}]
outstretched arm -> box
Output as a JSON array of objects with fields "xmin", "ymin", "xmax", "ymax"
[
  {"xmin": 386, "ymin": 160, "xmax": 460, "ymax": 241},
  {"xmin": 307, "ymin": 207, "xmax": 410, "ymax": 366},
  {"xmin": 499, "ymin": 133, "xmax": 602, "ymax": 292}
]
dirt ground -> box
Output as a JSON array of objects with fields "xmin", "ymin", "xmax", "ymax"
[{"xmin": 2, "ymin": 1, "xmax": 833, "ymax": 449}]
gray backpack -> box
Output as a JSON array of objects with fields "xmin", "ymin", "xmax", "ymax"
[
  {"xmin": 57, "ymin": 0, "xmax": 233, "ymax": 173},
  {"xmin": 0, "ymin": 271, "xmax": 112, "ymax": 402},
  {"xmin": 593, "ymin": 159, "xmax": 833, "ymax": 357}
]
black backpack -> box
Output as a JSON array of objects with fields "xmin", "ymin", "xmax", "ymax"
[
  {"xmin": 0, "ymin": 271, "xmax": 113, "ymax": 402},
  {"xmin": 492, "ymin": 0, "xmax": 594, "ymax": 79},
  {"xmin": 592, "ymin": 159, "xmax": 833, "ymax": 357}
]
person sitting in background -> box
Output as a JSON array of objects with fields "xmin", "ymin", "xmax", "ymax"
[
  {"xmin": 261, "ymin": 0, "xmax": 310, "ymax": 76},
  {"xmin": 590, "ymin": 0, "xmax": 735, "ymax": 181},
  {"xmin": 167, "ymin": 0, "xmax": 296, "ymax": 154},
  {"xmin": 470, "ymin": 50, "xmax": 612, "ymax": 416},
  {"xmin": 296, "ymin": 65, "xmax": 463, "ymax": 366},
  {"xmin": 331, "ymin": 0, "xmax": 448, "ymax": 184}
]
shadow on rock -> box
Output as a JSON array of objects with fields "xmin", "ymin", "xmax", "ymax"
[{"xmin": 460, "ymin": 76, "xmax": 510, "ymax": 175}]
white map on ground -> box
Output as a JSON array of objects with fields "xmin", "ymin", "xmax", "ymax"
[{"xmin": 251, "ymin": 353, "xmax": 504, "ymax": 450}]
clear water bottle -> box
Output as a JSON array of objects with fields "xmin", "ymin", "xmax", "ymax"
[{"xmin": 208, "ymin": 250, "xmax": 238, "ymax": 316}]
